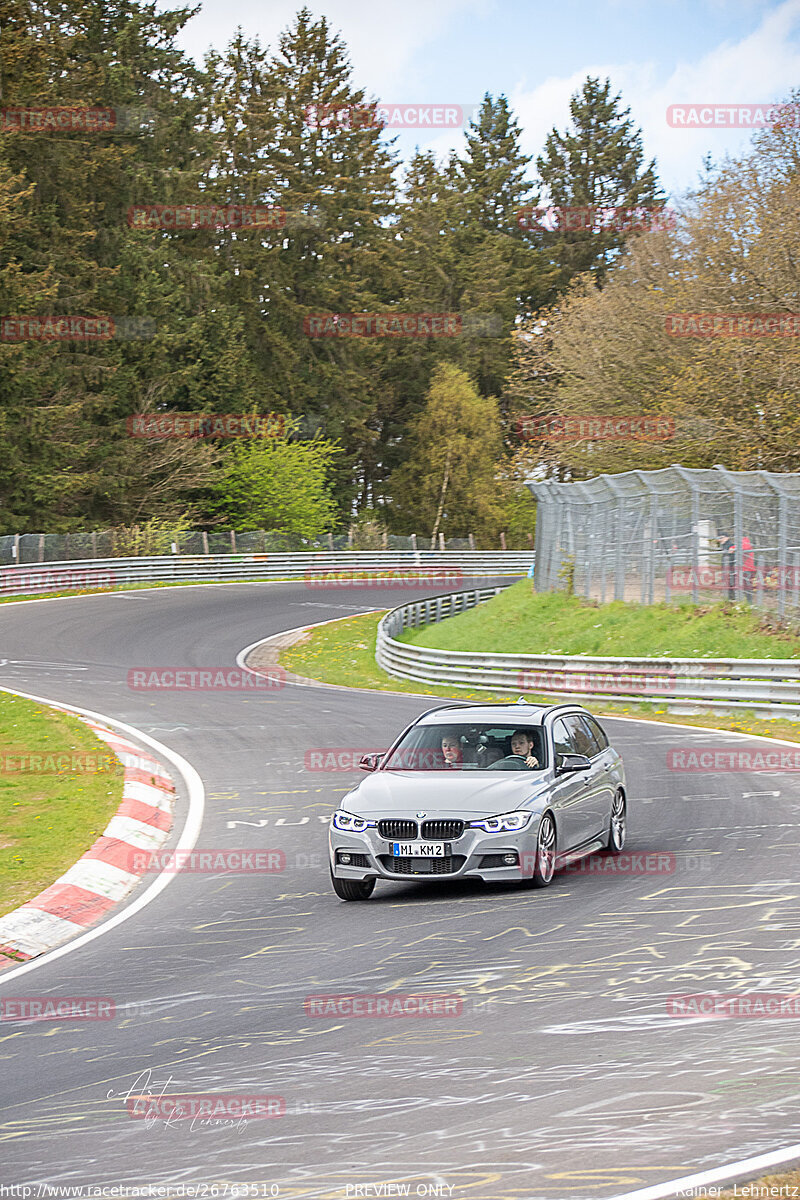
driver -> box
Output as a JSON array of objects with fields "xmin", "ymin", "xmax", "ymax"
[
  {"xmin": 441, "ymin": 731, "xmax": 464, "ymax": 768},
  {"xmin": 510, "ymin": 729, "xmax": 539, "ymax": 769}
]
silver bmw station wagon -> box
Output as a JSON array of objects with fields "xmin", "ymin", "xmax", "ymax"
[{"xmin": 328, "ymin": 700, "xmax": 627, "ymax": 900}]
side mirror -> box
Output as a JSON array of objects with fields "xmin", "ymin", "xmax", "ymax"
[
  {"xmin": 359, "ymin": 753, "xmax": 385, "ymax": 772},
  {"xmin": 557, "ymin": 753, "xmax": 592, "ymax": 774}
]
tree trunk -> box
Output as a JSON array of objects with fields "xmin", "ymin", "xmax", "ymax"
[{"xmin": 430, "ymin": 447, "xmax": 452, "ymax": 547}]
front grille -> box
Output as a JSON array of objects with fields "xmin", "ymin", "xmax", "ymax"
[
  {"xmin": 380, "ymin": 855, "xmax": 465, "ymax": 876},
  {"xmin": 422, "ymin": 819, "xmax": 464, "ymax": 839},
  {"xmin": 378, "ymin": 819, "xmax": 418, "ymax": 839}
]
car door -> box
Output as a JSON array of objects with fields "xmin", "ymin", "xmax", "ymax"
[
  {"xmin": 573, "ymin": 713, "xmax": 616, "ymax": 839},
  {"xmin": 548, "ymin": 716, "xmax": 597, "ymax": 855}
]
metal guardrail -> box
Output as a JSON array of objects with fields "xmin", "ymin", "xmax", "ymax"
[
  {"xmin": 376, "ymin": 587, "xmax": 800, "ymax": 718},
  {"xmin": 0, "ymin": 552, "xmax": 532, "ymax": 598}
]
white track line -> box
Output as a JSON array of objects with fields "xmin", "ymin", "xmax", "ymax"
[
  {"xmin": 610, "ymin": 1142, "xmax": 800, "ymax": 1200},
  {"xmin": 0, "ymin": 686, "xmax": 204, "ymax": 985}
]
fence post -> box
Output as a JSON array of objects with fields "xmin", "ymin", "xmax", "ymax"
[
  {"xmin": 11, "ymin": 534, "xmax": 19, "ymax": 563},
  {"xmin": 469, "ymin": 532, "xmax": 475, "ymax": 551},
  {"xmin": 202, "ymin": 531, "xmax": 209, "ymax": 555},
  {"xmin": 91, "ymin": 531, "xmax": 98, "ymax": 558},
  {"xmin": 500, "ymin": 531, "xmax": 507, "ymax": 550},
  {"xmin": 755, "ymin": 553, "xmax": 764, "ymax": 608},
  {"xmin": 230, "ymin": 530, "xmax": 236, "ymax": 552},
  {"xmin": 38, "ymin": 533, "xmax": 45, "ymax": 564},
  {"xmin": 328, "ymin": 532, "xmax": 334, "ymax": 551},
  {"xmin": 732, "ymin": 485, "xmax": 743, "ymax": 603}
]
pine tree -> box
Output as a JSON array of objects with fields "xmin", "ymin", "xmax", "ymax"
[
  {"xmin": 536, "ymin": 76, "xmax": 666, "ymax": 302},
  {"xmin": 0, "ymin": 0, "xmax": 246, "ymax": 529}
]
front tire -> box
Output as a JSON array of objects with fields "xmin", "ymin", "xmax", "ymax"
[
  {"xmin": 531, "ymin": 812, "xmax": 557, "ymax": 888},
  {"xmin": 607, "ymin": 790, "xmax": 626, "ymax": 854},
  {"xmin": 330, "ymin": 870, "xmax": 376, "ymax": 901}
]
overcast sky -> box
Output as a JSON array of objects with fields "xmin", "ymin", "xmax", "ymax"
[{"xmin": 161, "ymin": 0, "xmax": 800, "ymax": 200}]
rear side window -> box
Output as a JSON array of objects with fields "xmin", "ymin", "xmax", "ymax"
[
  {"xmin": 560, "ymin": 713, "xmax": 597, "ymax": 758},
  {"xmin": 581, "ymin": 715, "xmax": 609, "ymax": 753}
]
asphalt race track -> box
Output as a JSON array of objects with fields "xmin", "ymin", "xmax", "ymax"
[{"xmin": 1, "ymin": 580, "xmax": 799, "ymax": 1199}]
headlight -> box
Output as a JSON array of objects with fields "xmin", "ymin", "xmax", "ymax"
[
  {"xmin": 469, "ymin": 811, "xmax": 533, "ymax": 833},
  {"xmin": 332, "ymin": 810, "xmax": 376, "ymax": 833}
]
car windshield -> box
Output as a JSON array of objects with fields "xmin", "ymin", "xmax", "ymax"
[{"xmin": 382, "ymin": 724, "xmax": 546, "ymax": 771}]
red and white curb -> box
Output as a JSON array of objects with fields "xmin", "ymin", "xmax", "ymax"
[{"xmin": 0, "ymin": 719, "xmax": 175, "ymax": 966}]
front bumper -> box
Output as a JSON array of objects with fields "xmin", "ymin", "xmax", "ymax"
[{"xmin": 328, "ymin": 814, "xmax": 543, "ymax": 883}]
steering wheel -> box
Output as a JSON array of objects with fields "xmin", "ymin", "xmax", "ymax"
[{"xmin": 503, "ymin": 754, "xmax": 528, "ymax": 762}]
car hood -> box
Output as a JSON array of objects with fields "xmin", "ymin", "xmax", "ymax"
[{"xmin": 342, "ymin": 770, "xmax": 551, "ymax": 816}]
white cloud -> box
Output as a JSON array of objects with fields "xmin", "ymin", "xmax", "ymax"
[
  {"xmin": 166, "ymin": 0, "xmax": 488, "ymax": 94},
  {"xmin": 508, "ymin": 0, "xmax": 800, "ymax": 199}
]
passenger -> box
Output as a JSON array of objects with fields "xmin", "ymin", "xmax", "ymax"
[
  {"xmin": 510, "ymin": 729, "xmax": 540, "ymax": 769},
  {"xmin": 441, "ymin": 731, "xmax": 464, "ymax": 768}
]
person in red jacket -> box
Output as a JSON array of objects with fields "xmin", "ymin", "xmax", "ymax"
[
  {"xmin": 741, "ymin": 534, "xmax": 756, "ymax": 602},
  {"xmin": 718, "ymin": 531, "xmax": 756, "ymax": 601}
]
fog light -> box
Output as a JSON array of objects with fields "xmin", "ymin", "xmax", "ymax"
[
  {"xmin": 339, "ymin": 852, "xmax": 352, "ymax": 865},
  {"xmin": 503, "ymin": 853, "xmax": 518, "ymax": 865}
]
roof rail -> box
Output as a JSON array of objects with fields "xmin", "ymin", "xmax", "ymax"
[{"xmin": 416, "ymin": 698, "xmax": 549, "ymax": 721}]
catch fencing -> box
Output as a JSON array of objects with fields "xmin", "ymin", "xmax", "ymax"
[
  {"xmin": 527, "ymin": 465, "xmax": 800, "ymax": 620},
  {"xmin": 376, "ymin": 586, "xmax": 800, "ymax": 717},
  {"xmin": 0, "ymin": 529, "xmax": 523, "ymax": 566}
]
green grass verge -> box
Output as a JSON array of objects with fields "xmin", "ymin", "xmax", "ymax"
[
  {"xmin": 399, "ymin": 580, "xmax": 800, "ymax": 659},
  {"xmin": 279, "ymin": 611, "xmax": 800, "ymax": 745},
  {"xmin": 720, "ymin": 1170, "xmax": 800, "ymax": 1199},
  {"xmin": 0, "ymin": 693, "xmax": 124, "ymax": 915}
]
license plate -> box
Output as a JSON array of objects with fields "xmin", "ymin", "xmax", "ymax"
[{"xmin": 391, "ymin": 841, "xmax": 448, "ymax": 857}]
